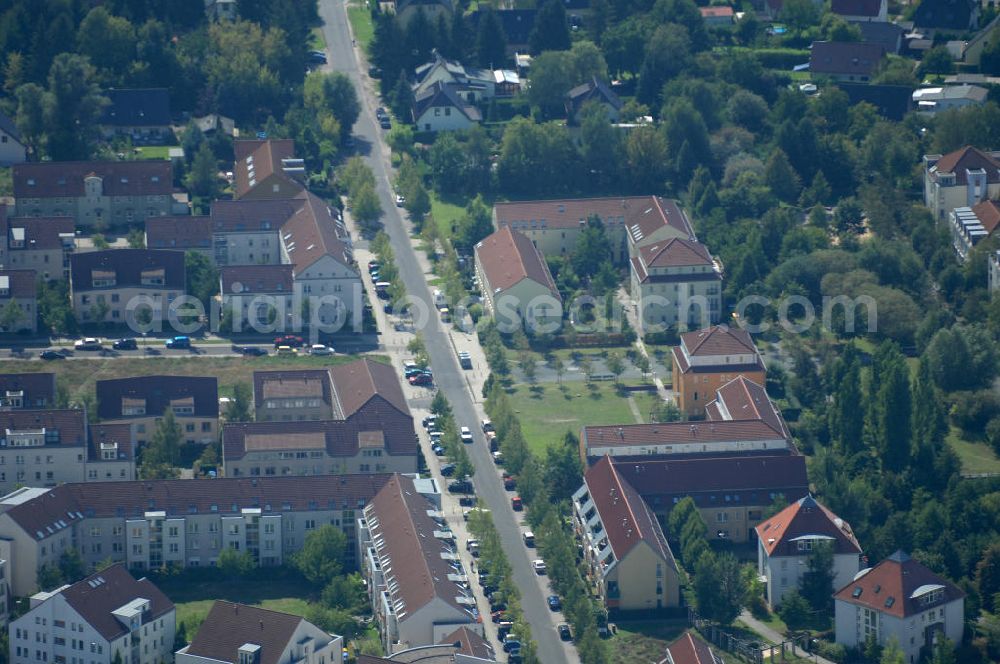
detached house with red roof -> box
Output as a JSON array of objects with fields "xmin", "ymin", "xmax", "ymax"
[
  {"xmin": 924, "ymin": 145, "xmax": 1000, "ymax": 221},
  {"xmin": 671, "ymin": 326, "xmax": 766, "ymax": 418},
  {"xmin": 658, "ymin": 631, "xmax": 724, "ymax": 664},
  {"xmin": 755, "ymin": 495, "xmax": 863, "ymax": 608},
  {"xmin": 9, "ymin": 563, "xmax": 175, "ymax": 664},
  {"xmin": 834, "ymin": 551, "xmax": 964, "ymax": 663},
  {"xmin": 474, "ymin": 226, "xmax": 562, "ymax": 333},
  {"xmin": 572, "ymin": 456, "xmax": 681, "ymax": 611}
]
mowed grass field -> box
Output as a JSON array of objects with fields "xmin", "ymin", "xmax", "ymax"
[
  {"xmin": 1, "ymin": 353, "xmax": 387, "ymax": 402},
  {"xmin": 505, "ymin": 381, "xmax": 662, "ymax": 454},
  {"xmin": 152, "ymin": 569, "xmax": 316, "ymax": 636}
]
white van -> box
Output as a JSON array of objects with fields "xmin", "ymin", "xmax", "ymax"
[{"xmin": 523, "ymin": 531, "xmax": 535, "ymax": 547}]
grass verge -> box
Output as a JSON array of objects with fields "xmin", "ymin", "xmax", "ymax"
[
  {"xmin": 430, "ymin": 191, "xmax": 467, "ymax": 239},
  {"xmin": 947, "ymin": 426, "xmax": 1000, "ymax": 475},
  {"xmin": 347, "ymin": 3, "xmax": 375, "ymax": 51}
]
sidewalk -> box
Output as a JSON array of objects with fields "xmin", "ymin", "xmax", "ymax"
[{"xmin": 738, "ymin": 611, "xmax": 836, "ymax": 664}]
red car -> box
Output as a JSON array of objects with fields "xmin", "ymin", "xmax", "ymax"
[
  {"xmin": 503, "ymin": 474, "xmax": 517, "ymax": 491},
  {"xmin": 273, "ymin": 335, "xmax": 304, "ymax": 348},
  {"xmin": 511, "ymin": 496, "xmax": 523, "ymax": 511}
]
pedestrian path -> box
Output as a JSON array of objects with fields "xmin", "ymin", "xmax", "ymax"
[{"xmin": 738, "ymin": 611, "xmax": 836, "ymax": 664}]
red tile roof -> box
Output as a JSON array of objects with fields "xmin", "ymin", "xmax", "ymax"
[
  {"xmin": 972, "ymin": 199, "xmax": 1000, "ymax": 234},
  {"xmin": 0, "ymin": 269, "xmax": 37, "ymax": 298},
  {"xmin": 659, "ymin": 631, "xmax": 720, "ymax": 664},
  {"xmin": 145, "ymin": 216, "xmax": 212, "ymax": 250},
  {"xmin": 185, "ymin": 601, "xmax": 314, "ymax": 664},
  {"xmin": 58, "ymin": 564, "xmax": 174, "ymax": 641},
  {"xmin": 494, "ymin": 196, "xmax": 690, "ymax": 234},
  {"xmin": 583, "ymin": 420, "xmax": 790, "ymax": 451},
  {"xmin": 756, "ymin": 495, "xmax": 862, "ymax": 556},
  {"xmin": 280, "ymin": 190, "xmax": 354, "ymax": 272},
  {"xmin": 2, "ymin": 474, "xmax": 393, "ymax": 541},
  {"xmin": 681, "ymin": 325, "xmax": 756, "ymax": 357},
  {"xmin": 366, "ymin": 474, "xmax": 477, "ymax": 617},
  {"xmin": 329, "ymin": 358, "xmax": 410, "ymax": 418},
  {"xmin": 70, "ymin": 249, "xmax": 185, "ymax": 291},
  {"xmin": 699, "ymin": 5, "xmax": 734, "ymax": 16},
  {"xmin": 834, "ymin": 551, "xmax": 964, "ymax": 618},
  {"xmin": 233, "ymin": 139, "xmax": 303, "ymax": 199},
  {"xmin": 639, "ymin": 237, "xmax": 713, "ymax": 268},
  {"xmin": 931, "ymin": 146, "xmax": 1000, "ymax": 185},
  {"xmin": 583, "ymin": 456, "xmax": 677, "ymax": 565},
  {"xmin": 439, "ymin": 626, "xmax": 494, "ymax": 659},
  {"xmin": 809, "ymin": 41, "xmax": 886, "ymax": 77},
  {"xmin": 13, "ymin": 160, "xmax": 173, "ymax": 198},
  {"xmin": 709, "ymin": 376, "xmax": 789, "ymax": 440},
  {"xmin": 220, "ymin": 265, "xmax": 294, "ymax": 294},
  {"xmin": 475, "ymin": 226, "xmax": 559, "ymax": 299}
]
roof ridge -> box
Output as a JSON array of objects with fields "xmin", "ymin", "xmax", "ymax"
[{"xmin": 605, "ymin": 458, "xmax": 646, "ymax": 550}]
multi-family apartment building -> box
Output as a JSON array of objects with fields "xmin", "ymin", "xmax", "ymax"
[
  {"xmin": 0, "ymin": 269, "xmax": 37, "ymax": 333},
  {"xmin": 671, "ymin": 325, "xmax": 766, "ymax": 418},
  {"xmin": 176, "ymin": 602, "xmax": 343, "ymax": 664},
  {"xmin": 233, "ymin": 140, "xmax": 307, "ymax": 201},
  {"xmin": 834, "ymin": 551, "xmax": 964, "ymax": 664},
  {"xmin": 69, "ymin": 250, "xmax": 186, "ymax": 325},
  {"xmin": 144, "ymin": 216, "xmax": 212, "ymax": 256},
  {"xmin": 0, "ymin": 474, "xmax": 394, "ymax": 596},
  {"xmin": 0, "ymin": 373, "xmax": 57, "ymax": 410},
  {"xmin": 948, "ymin": 199, "xmax": 998, "ymax": 260},
  {"xmin": 358, "ymin": 474, "xmax": 481, "ymax": 654},
  {"xmin": 924, "ymin": 146, "xmax": 1000, "ymax": 222},
  {"xmin": 611, "ymin": 454, "xmax": 808, "ymax": 544},
  {"xmin": 630, "ymin": 237, "xmax": 722, "ymax": 334},
  {"xmin": 0, "ymin": 213, "xmax": 76, "ymax": 280},
  {"xmin": 0, "ymin": 411, "xmax": 135, "ymax": 495},
  {"xmin": 13, "ymin": 161, "xmax": 176, "ymax": 227},
  {"xmin": 219, "ymin": 265, "xmax": 296, "ymax": 329},
  {"xmin": 474, "ymin": 226, "xmax": 562, "ymax": 332},
  {"xmin": 9, "ymin": 563, "xmax": 175, "ymax": 664},
  {"xmin": 96, "ymin": 376, "xmax": 219, "ymax": 446},
  {"xmin": 225, "ymin": 360, "xmax": 418, "ymax": 476},
  {"xmin": 358, "ymin": 627, "xmax": 496, "ymax": 664},
  {"xmin": 493, "ymin": 196, "xmax": 692, "ymax": 265},
  {"xmin": 756, "ymin": 495, "xmax": 863, "ymax": 608},
  {"xmin": 572, "ymin": 456, "xmax": 680, "ymax": 611}
]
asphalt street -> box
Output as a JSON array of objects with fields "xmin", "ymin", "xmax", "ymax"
[{"xmin": 316, "ymin": 2, "xmax": 577, "ymax": 661}]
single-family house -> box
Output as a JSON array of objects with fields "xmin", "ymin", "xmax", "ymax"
[
  {"xmin": 205, "ymin": 0, "xmax": 237, "ymax": 21},
  {"xmin": 924, "ymin": 145, "xmax": 1000, "ymax": 221},
  {"xmin": 565, "ymin": 77, "xmax": 623, "ymax": 125},
  {"xmin": 469, "ymin": 9, "xmax": 537, "ymax": 56},
  {"xmin": 856, "ymin": 22, "xmax": 905, "ymax": 53},
  {"xmin": 176, "ymin": 602, "xmax": 343, "ymax": 664},
  {"xmin": 8, "ymin": 564, "xmax": 175, "ymax": 664},
  {"xmin": 0, "ymin": 111, "xmax": 26, "ymax": 165},
  {"xmin": 99, "ymin": 88, "xmax": 172, "ymax": 144},
  {"xmin": 412, "ymin": 82, "xmax": 482, "ymax": 132},
  {"xmin": 913, "ymin": 84, "xmax": 988, "ymax": 114},
  {"xmin": 13, "ymin": 161, "xmax": 177, "ymax": 227},
  {"xmin": 756, "ymin": 495, "xmax": 863, "ymax": 608},
  {"xmin": 834, "ymin": 551, "xmax": 964, "ymax": 664},
  {"xmin": 699, "ymin": 5, "xmax": 735, "ymax": 26},
  {"xmin": 0, "ymin": 269, "xmax": 37, "ymax": 333},
  {"xmin": 572, "ymin": 456, "xmax": 681, "ymax": 611},
  {"xmin": 474, "ymin": 226, "xmax": 562, "ymax": 333},
  {"xmin": 912, "ymin": 0, "xmax": 979, "ymax": 32},
  {"xmin": 810, "ymin": 41, "xmax": 887, "ymax": 82},
  {"xmin": 413, "ymin": 53, "xmax": 496, "ymax": 103},
  {"xmin": 658, "ymin": 632, "xmax": 724, "ymax": 664},
  {"xmin": 670, "ymin": 325, "xmax": 766, "ymax": 418},
  {"xmin": 69, "ymin": 249, "xmax": 185, "ymax": 325},
  {"xmin": 832, "ymin": 0, "xmax": 887, "ymax": 22}
]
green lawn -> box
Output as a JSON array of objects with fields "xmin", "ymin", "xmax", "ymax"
[
  {"xmin": 132, "ymin": 145, "xmax": 176, "ymax": 160},
  {"xmin": 947, "ymin": 426, "xmax": 1000, "ymax": 475},
  {"xmin": 506, "ymin": 381, "xmax": 645, "ymax": 453},
  {"xmin": 430, "ymin": 192, "xmax": 467, "ymax": 239},
  {"xmin": 347, "ymin": 2, "xmax": 374, "ymax": 51},
  {"xmin": 152, "ymin": 569, "xmax": 317, "ymax": 637},
  {"xmin": 310, "ymin": 26, "xmax": 327, "ymax": 50},
  {"xmin": 608, "ymin": 620, "xmax": 687, "ymax": 664},
  {"xmin": 2, "ymin": 353, "xmax": 386, "ymax": 404}
]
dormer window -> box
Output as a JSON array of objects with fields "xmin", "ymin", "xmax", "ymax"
[
  {"xmin": 91, "ymin": 269, "xmax": 116, "ymax": 288},
  {"xmin": 26, "ymin": 179, "xmax": 35, "ymax": 186},
  {"xmin": 151, "ymin": 176, "xmax": 159, "ymax": 183},
  {"xmin": 141, "ymin": 268, "xmax": 165, "ymax": 286},
  {"xmin": 120, "ymin": 177, "xmax": 128, "ymax": 184}
]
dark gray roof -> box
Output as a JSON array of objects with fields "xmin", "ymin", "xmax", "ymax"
[
  {"xmin": 566, "ymin": 77, "xmax": 623, "ymax": 114},
  {"xmin": 412, "ymin": 82, "xmax": 482, "ymax": 123},
  {"xmin": 69, "ymin": 249, "xmax": 185, "ymax": 291},
  {"xmin": 100, "ymin": 89, "xmax": 171, "ymax": 128},
  {"xmin": 96, "ymin": 375, "xmax": 219, "ymax": 419},
  {"xmin": 59, "ymin": 564, "xmax": 174, "ymax": 641},
  {"xmin": 0, "ymin": 110, "xmax": 22, "ymax": 143}
]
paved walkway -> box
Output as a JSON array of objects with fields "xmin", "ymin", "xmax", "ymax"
[{"xmin": 738, "ymin": 611, "xmax": 835, "ymax": 664}]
